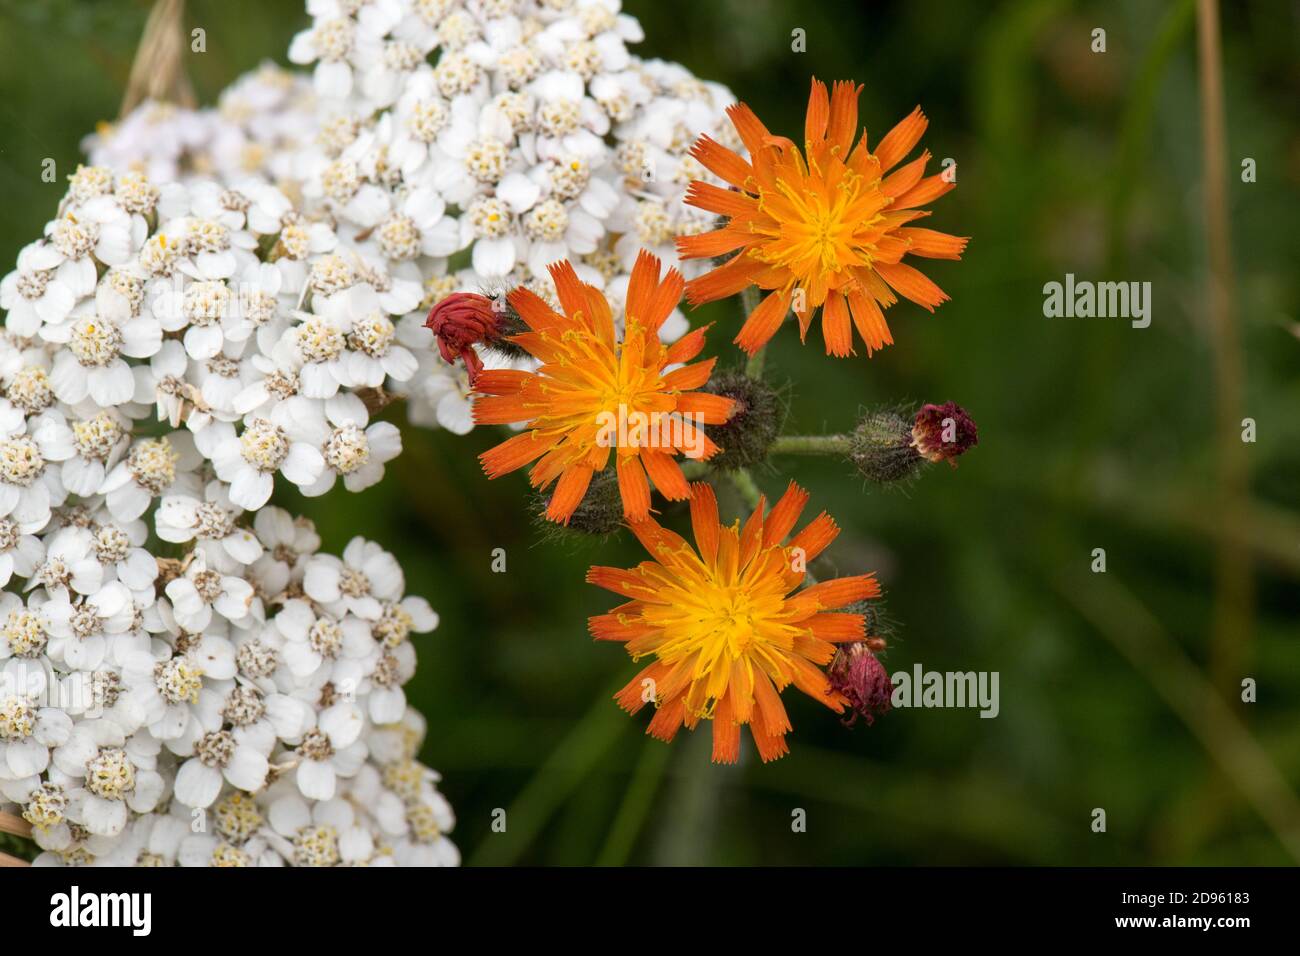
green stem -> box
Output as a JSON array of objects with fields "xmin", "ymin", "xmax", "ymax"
[
  {"xmin": 727, "ymin": 468, "xmax": 763, "ymax": 510},
  {"xmin": 771, "ymin": 434, "xmax": 852, "ymax": 456},
  {"xmin": 740, "ymin": 286, "xmax": 765, "ymax": 379}
]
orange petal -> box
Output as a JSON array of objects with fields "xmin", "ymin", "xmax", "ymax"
[
  {"xmin": 729, "ymin": 659, "xmax": 755, "ymax": 724},
  {"xmin": 891, "ymin": 172, "xmax": 955, "ymax": 210},
  {"xmin": 788, "ymin": 512, "xmax": 840, "ymax": 562},
  {"xmin": 644, "ymin": 267, "xmax": 685, "ymax": 332},
  {"xmin": 689, "ymin": 481, "xmax": 720, "ymax": 563},
  {"xmin": 726, "ymin": 102, "xmax": 773, "ymax": 158},
  {"xmin": 789, "ymin": 657, "xmax": 846, "ymax": 712},
  {"xmin": 479, "ymin": 431, "xmax": 553, "ymax": 479},
  {"xmin": 821, "ymin": 291, "xmax": 854, "ymax": 357},
  {"xmin": 507, "ymin": 286, "xmax": 564, "ymax": 332},
  {"xmin": 750, "ymin": 722, "xmax": 790, "ymax": 762},
  {"xmin": 664, "ymin": 324, "xmax": 708, "ymax": 365},
  {"xmin": 791, "ymin": 574, "xmax": 880, "ymax": 613},
  {"xmin": 646, "ymin": 695, "xmax": 686, "ymax": 742},
  {"xmin": 472, "ymin": 394, "xmax": 535, "ymax": 425},
  {"xmin": 683, "ymin": 254, "xmax": 765, "ymax": 307},
  {"xmin": 617, "ymin": 455, "xmax": 652, "ymax": 520},
  {"xmin": 763, "ymin": 481, "xmax": 809, "ymax": 547},
  {"xmin": 734, "ymin": 288, "xmax": 791, "ymax": 355},
  {"xmin": 690, "ymin": 134, "xmax": 754, "ymax": 188},
  {"xmin": 625, "ymin": 249, "xmax": 661, "ymax": 325},
  {"xmin": 660, "ymin": 357, "xmax": 715, "ymax": 391},
  {"xmin": 806, "ymin": 612, "xmax": 868, "ymax": 643},
  {"xmin": 587, "ymin": 566, "xmax": 657, "ymax": 601},
  {"xmin": 752, "ymin": 670, "xmax": 792, "ymax": 735},
  {"xmin": 711, "ymin": 694, "xmax": 741, "ymax": 764},
  {"xmin": 880, "ymin": 150, "xmax": 930, "ymax": 199},
  {"xmin": 547, "ymin": 259, "xmax": 589, "ymax": 319},
  {"xmin": 676, "ymin": 228, "xmax": 750, "ymax": 260},
  {"xmin": 738, "ymin": 496, "xmax": 766, "ymax": 568},
  {"xmin": 626, "ymin": 516, "xmax": 687, "ymax": 564},
  {"xmin": 874, "ymin": 261, "xmax": 949, "ymax": 312},
  {"xmin": 826, "ymin": 80, "xmax": 863, "ymax": 156},
  {"xmin": 588, "ymin": 610, "xmax": 656, "ymax": 643},
  {"xmin": 545, "ymin": 464, "xmax": 594, "ymax": 523},
  {"xmin": 673, "ymin": 392, "xmax": 736, "ymax": 424},
  {"xmin": 846, "ymin": 285, "xmax": 894, "ymax": 354},
  {"xmin": 895, "ymin": 227, "xmax": 969, "ymax": 260},
  {"xmin": 472, "ymin": 368, "xmax": 531, "ymax": 395},
  {"xmin": 873, "ymin": 106, "xmax": 928, "ymax": 173},
  {"xmin": 615, "ymin": 663, "xmax": 667, "ymax": 714},
  {"xmin": 640, "ymin": 451, "xmax": 690, "ymax": 501},
  {"xmin": 682, "ymin": 180, "xmax": 756, "ymax": 219},
  {"xmin": 804, "ymin": 77, "xmax": 830, "ymax": 146}
]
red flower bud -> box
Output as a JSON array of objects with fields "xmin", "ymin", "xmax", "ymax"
[
  {"xmin": 911, "ymin": 401, "xmax": 978, "ymax": 466},
  {"xmin": 828, "ymin": 642, "xmax": 893, "ymax": 727},
  {"xmin": 424, "ymin": 292, "xmax": 501, "ymax": 384}
]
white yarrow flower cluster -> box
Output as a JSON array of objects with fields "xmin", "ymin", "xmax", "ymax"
[{"xmin": 0, "ymin": 166, "xmax": 455, "ymax": 866}]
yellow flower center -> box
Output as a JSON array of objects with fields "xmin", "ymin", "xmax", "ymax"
[
  {"xmin": 536, "ymin": 320, "xmax": 672, "ymax": 458},
  {"xmin": 637, "ymin": 534, "xmax": 802, "ymax": 716},
  {"xmin": 755, "ymin": 167, "xmax": 882, "ymax": 285}
]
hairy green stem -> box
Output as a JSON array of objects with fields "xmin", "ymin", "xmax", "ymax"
[
  {"xmin": 740, "ymin": 286, "xmax": 765, "ymax": 378},
  {"xmin": 771, "ymin": 434, "xmax": 853, "ymax": 456},
  {"xmin": 727, "ymin": 468, "xmax": 763, "ymax": 510}
]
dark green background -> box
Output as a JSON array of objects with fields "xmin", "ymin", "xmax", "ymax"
[{"xmin": 2, "ymin": 0, "xmax": 1297, "ymax": 865}]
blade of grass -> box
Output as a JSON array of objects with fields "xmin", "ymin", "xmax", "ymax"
[
  {"xmin": 1196, "ymin": 0, "xmax": 1253, "ymax": 699},
  {"xmin": 469, "ymin": 677, "xmax": 630, "ymax": 866},
  {"xmin": 595, "ymin": 737, "xmax": 672, "ymax": 866}
]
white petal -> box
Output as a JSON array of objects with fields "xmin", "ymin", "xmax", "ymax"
[
  {"xmin": 229, "ymin": 469, "xmax": 273, "ymax": 510},
  {"xmin": 320, "ymin": 703, "xmax": 364, "ymax": 748},
  {"xmin": 297, "ymin": 758, "xmax": 336, "ymax": 800},
  {"xmin": 175, "ymin": 759, "xmax": 223, "ymax": 808},
  {"xmin": 280, "ymin": 443, "xmax": 324, "ymax": 486},
  {"xmin": 472, "ymin": 237, "xmax": 516, "ymax": 277},
  {"xmin": 224, "ymin": 748, "xmax": 269, "ymax": 792}
]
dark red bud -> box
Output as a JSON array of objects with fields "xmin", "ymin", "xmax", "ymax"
[
  {"xmin": 911, "ymin": 401, "xmax": 978, "ymax": 466},
  {"xmin": 424, "ymin": 292, "xmax": 501, "ymax": 384},
  {"xmin": 828, "ymin": 642, "xmax": 893, "ymax": 728}
]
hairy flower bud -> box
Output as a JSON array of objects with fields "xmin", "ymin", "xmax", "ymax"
[
  {"xmin": 699, "ymin": 370, "xmax": 782, "ymax": 470},
  {"xmin": 848, "ymin": 408, "xmax": 919, "ymax": 483},
  {"xmin": 535, "ymin": 469, "xmax": 625, "ymax": 538},
  {"xmin": 849, "ymin": 401, "xmax": 978, "ymax": 484}
]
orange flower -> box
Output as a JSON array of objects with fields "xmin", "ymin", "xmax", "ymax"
[
  {"xmin": 677, "ymin": 78, "xmax": 968, "ymax": 357},
  {"xmin": 588, "ymin": 481, "xmax": 880, "ymax": 763},
  {"xmin": 474, "ymin": 252, "xmax": 735, "ymax": 524}
]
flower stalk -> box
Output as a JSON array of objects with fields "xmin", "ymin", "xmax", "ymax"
[{"xmin": 772, "ymin": 434, "xmax": 853, "ymax": 456}]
